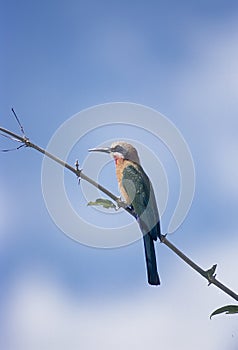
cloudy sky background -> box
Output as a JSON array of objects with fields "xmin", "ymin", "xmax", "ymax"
[{"xmin": 1, "ymin": 1, "xmax": 238, "ymax": 349}]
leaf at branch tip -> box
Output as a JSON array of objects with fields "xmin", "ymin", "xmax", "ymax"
[
  {"xmin": 87, "ymin": 198, "xmax": 117, "ymax": 210},
  {"xmin": 210, "ymin": 305, "xmax": 238, "ymax": 319}
]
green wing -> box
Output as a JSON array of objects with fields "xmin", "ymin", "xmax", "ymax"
[{"xmin": 122, "ymin": 164, "xmax": 160, "ymax": 240}]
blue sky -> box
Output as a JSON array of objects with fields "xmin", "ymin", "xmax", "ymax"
[{"xmin": 1, "ymin": 1, "xmax": 238, "ymax": 349}]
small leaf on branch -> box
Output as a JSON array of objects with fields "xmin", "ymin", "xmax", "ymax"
[
  {"xmin": 87, "ymin": 198, "xmax": 117, "ymax": 210},
  {"xmin": 210, "ymin": 305, "xmax": 238, "ymax": 319}
]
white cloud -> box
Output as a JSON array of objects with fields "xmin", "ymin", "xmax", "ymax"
[{"xmin": 4, "ymin": 236, "xmax": 238, "ymax": 350}]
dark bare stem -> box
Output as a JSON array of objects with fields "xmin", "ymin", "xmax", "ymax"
[
  {"xmin": 160, "ymin": 235, "xmax": 238, "ymax": 301},
  {"xmin": 0, "ymin": 127, "xmax": 134, "ymax": 217},
  {"xmin": 1, "ymin": 126, "xmax": 238, "ymax": 301}
]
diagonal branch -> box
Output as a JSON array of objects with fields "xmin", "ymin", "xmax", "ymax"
[
  {"xmin": 160, "ymin": 236, "xmax": 238, "ymax": 301},
  {"xmin": 1, "ymin": 126, "xmax": 238, "ymax": 301},
  {"xmin": 0, "ymin": 127, "xmax": 135, "ymax": 217}
]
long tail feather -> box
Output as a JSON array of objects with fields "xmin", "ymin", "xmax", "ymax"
[{"xmin": 143, "ymin": 234, "xmax": 160, "ymax": 285}]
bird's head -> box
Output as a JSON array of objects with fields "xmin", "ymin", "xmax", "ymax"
[{"xmin": 89, "ymin": 141, "xmax": 140, "ymax": 164}]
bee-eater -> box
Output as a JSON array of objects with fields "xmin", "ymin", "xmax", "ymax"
[{"xmin": 89, "ymin": 141, "xmax": 161, "ymax": 285}]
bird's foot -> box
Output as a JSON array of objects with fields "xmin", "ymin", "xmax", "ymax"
[{"xmin": 116, "ymin": 197, "xmax": 128, "ymax": 209}]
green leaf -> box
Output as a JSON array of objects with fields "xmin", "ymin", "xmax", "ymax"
[
  {"xmin": 87, "ymin": 198, "xmax": 117, "ymax": 210},
  {"xmin": 210, "ymin": 305, "xmax": 238, "ymax": 319}
]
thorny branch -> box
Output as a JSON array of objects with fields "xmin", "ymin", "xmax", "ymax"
[{"xmin": 1, "ymin": 125, "xmax": 238, "ymax": 302}]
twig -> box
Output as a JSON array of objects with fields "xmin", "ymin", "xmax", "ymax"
[
  {"xmin": 0, "ymin": 127, "xmax": 134, "ymax": 217},
  {"xmin": 160, "ymin": 235, "xmax": 238, "ymax": 301},
  {"xmin": 11, "ymin": 108, "xmax": 26, "ymax": 136},
  {"xmin": 1, "ymin": 125, "xmax": 238, "ymax": 301}
]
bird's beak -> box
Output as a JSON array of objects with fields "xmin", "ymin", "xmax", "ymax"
[{"xmin": 88, "ymin": 147, "xmax": 111, "ymax": 154}]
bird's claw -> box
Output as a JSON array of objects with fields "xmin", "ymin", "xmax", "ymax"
[{"xmin": 116, "ymin": 197, "xmax": 127, "ymax": 209}]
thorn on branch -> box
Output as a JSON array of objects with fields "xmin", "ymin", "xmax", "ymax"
[
  {"xmin": 205, "ymin": 264, "xmax": 217, "ymax": 285},
  {"xmin": 75, "ymin": 159, "xmax": 79, "ymax": 171},
  {"xmin": 75, "ymin": 159, "xmax": 82, "ymax": 183}
]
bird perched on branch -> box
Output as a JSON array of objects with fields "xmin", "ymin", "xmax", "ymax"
[{"xmin": 89, "ymin": 141, "xmax": 161, "ymax": 286}]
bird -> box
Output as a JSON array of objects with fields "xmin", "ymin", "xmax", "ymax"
[{"xmin": 89, "ymin": 141, "xmax": 161, "ymax": 285}]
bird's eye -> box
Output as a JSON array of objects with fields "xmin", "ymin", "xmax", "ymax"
[{"xmin": 112, "ymin": 145, "xmax": 125, "ymax": 154}]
